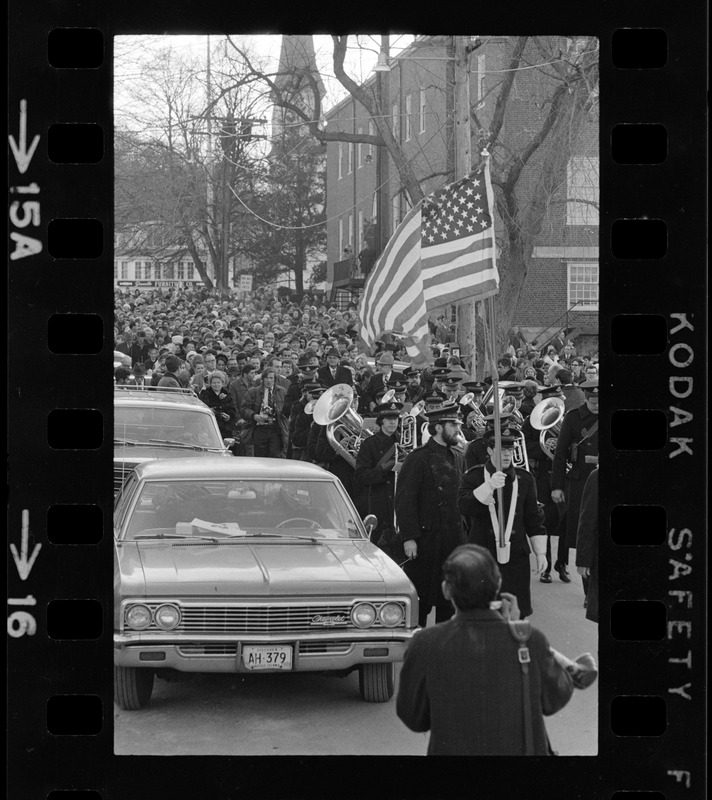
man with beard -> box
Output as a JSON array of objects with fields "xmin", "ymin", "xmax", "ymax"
[
  {"xmin": 551, "ymin": 379, "xmax": 599, "ymax": 596},
  {"xmin": 395, "ymin": 403, "xmax": 466, "ymax": 627},
  {"xmin": 354, "ymin": 400, "xmax": 403, "ymax": 556},
  {"xmin": 458, "ymin": 418, "xmax": 548, "ymax": 618}
]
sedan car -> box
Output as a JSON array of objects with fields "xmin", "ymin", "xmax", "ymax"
[
  {"xmin": 114, "ymin": 386, "xmax": 232, "ymax": 496},
  {"xmin": 114, "ymin": 458, "xmax": 419, "ymax": 709}
]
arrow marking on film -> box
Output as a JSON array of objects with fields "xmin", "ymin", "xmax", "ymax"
[
  {"xmin": 9, "ymin": 100, "xmax": 40, "ymax": 174},
  {"xmin": 10, "ymin": 510, "xmax": 42, "ymax": 581}
]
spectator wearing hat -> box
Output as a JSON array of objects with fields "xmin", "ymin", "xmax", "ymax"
[
  {"xmin": 355, "ymin": 400, "xmax": 404, "ymax": 557},
  {"xmin": 551, "ymin": 379, "xmax": 599, "ymax": 592},
  {"xmin": 395, "ymin": 403, "xmax": 467, "ymax": 627},
  {"xmin": 365, "ymin": 352, "xmax": 406, "ymax": 412},
  {"xmin": 126, "ymin": 364, "xmax": 148, "ymax": 389},
  {"xmin": 318, "ymin": 347, "xmax": 353, "ymax": 388},
  {"xmin": 199, "ymin": 372, "xmax": 238, "ymax": 440},
  {"xmin": 459, "ymin": 420, "xmax": 548, "ymax": 618}
]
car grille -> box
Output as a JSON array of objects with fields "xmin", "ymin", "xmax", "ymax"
[
  {"xmin": 178, "ymin": 604, "xmax": 357, "ymax": 633},
  {"xmin": 178, "ymin": 644, "xmax": 238, "ymax": 657},
  {"xmin": 299, "ymin": 642, "xmax": 353, "ymax": 655}
]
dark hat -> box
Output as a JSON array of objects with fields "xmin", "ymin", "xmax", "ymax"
[
  {"xmin": 386, "ymin": 379, "xmax": 407, "ymax": 392},
  {"xmin": 235, "ymin": 351, "xmax": 247, "ymax": 360},
  {"xmin": 484, "ymin": 415, "xmax": 519, "ymax": 445},
  {"xmin": 403, "ymin": 367, "xmax": 421, "ymax": 379},
  {"xmin": 425, "ymin": 402, "xmax": 462, "ymax": 424},
  {"xmin": 301, "ymin": 380, "xmax": 323, "ymax": 392},
  {"xmin": 580, "ymin": 378, "xmax": 599, "ymax": 395},
  {"xmin": 539, "ymin": 385, "xmax": 563, "ymax": 398},
  {"xmin": 502, "ymin": 383, "xmax": 524, "ymax": 399},
  {"xmin": 375, "ymin": 401, "xmax": 404, "ymax": 418},
  {"xmin": 462, "ymin": 381, "xmax": 486, "ymax": 394},
  {"xmin": 310, "ymin": 385, "xmax": 327, "ymax": 397},
  {"xmin": 433, "ymin": 357, "xmax": 449, "ymax": 368},
  {"xmin": 431, "ymin": 367, "xmax": 451, "ymax": 381},
  {"xmin": 297, "ymin": 355, "xmax": 314, "ymax": 368},
  {"xmin": 423, "ymin": 389, "xmax": 447, "ymax": 405},
  {"xmin": 442, "ymin": 376, "xmax": 463, "ymax": 388},
  {"xmin": 376, "ymin": 351, "xmax": 395, "ymax": 365},
  {"xmin": 325, "ymin": 347, "xmax": 340, "ymax": 358}
]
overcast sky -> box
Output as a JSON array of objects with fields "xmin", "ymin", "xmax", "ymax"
[{"xmin": 114, "ymin": 34, "xmax": 415, "ymax": 131}]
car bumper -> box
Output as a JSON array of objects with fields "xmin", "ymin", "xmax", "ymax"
[{"xmin": 114, "ymin": 631, "xmax": 415, "ymax": 673}]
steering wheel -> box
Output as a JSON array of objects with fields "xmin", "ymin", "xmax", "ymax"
[{"xmin": 276, "ymin": 517, "xmax": 321, "ymax": 530}]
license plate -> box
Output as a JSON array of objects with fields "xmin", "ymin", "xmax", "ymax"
[{"xmin": 242, "ymin": 645, "xmax": 293, "ymax": 671}]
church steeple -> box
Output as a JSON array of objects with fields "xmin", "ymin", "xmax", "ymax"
[{"xmin": 271, "ymin": 35, "xmax": 325, "ymax": 147}]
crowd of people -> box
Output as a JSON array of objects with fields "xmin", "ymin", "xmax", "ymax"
[{"xmin": 114, "ymin": 283, "xmax": 600, "ymax": 755}]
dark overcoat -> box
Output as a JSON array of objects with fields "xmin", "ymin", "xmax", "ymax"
[
  {"xmin": 575, "ymin": 468, "xmax": 599, "ymax": 623},
  {"xmin": 551, "ymin": 404, "xmax": 598, "ymax": 547},
  {"xmin": 317, "ymin": 364, "xmax": 353, "ymax": 387},
  {"xmin": 394, "ymin": 439, "xmax": 466, "ymax": 610},
  {"xmin": 396, "ymin": 609, "xmax": 574, "ymax": 755},
  {"xmin": 354, "ymin": 430, "xmax": 398, "ymax": 550},
  {"xmin": 459, "ymin": 463, "xmax": 546, "ymax": 618},
  {"xmin": 198, "ymin": 386, "xmax": 237, "ymax": 438}
]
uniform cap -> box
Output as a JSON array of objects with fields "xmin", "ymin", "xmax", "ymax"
[
  {"xmin": 580, "ymin": 378, "xmax": 599, "ymax": 394},
  {"xmin": 425, "ymin": 402, "xmax": 462, "ymax": 424},
  {"xmin": 375, "ymin": 401, "xmax": 403, "ymax": 418}
]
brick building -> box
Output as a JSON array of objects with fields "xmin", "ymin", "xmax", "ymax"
[{"xmin": 323, "ymin": 35, "xmax": 599, "ymax": 353}]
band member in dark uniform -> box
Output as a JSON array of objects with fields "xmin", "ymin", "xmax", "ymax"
[
  {"xmin": 395, "ymin": 403, "xmax": 466, "ymax": 627},
  {"xmin": 403, "ymin": 367, "xmax": 425, "ymax": 408},
  {"xmin": 522, "ymin": 385, "xmax": 567, "ymax": 583},
  {"xmin": 354, "ymin": 400, "xmax": 403, "ymax": 557},
  {"xmin": 551, "ymin": 379, "xmax": 599, "ymax": 597},
  {"xmin": 415, "ymin": 389, "xmax": 447, "ymax": 447},
  {"xmin": 576, "ymin": 464, "xmax": 598, "ymax": 620},
  {"xmin": 459, "ymin": 418, "xmax": 548, "ymax": 618}
]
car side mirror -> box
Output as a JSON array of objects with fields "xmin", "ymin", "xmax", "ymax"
[
  {"xmin": 223, "ymin": 438, "xmax": 235, "ymax": 447},
  {"xmin": 363, "ymin": 514, "xmax": 378, "ymax": 538}
]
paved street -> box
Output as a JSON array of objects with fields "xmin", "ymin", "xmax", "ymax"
[{"xmin": 114, "ymin": 550, "xmax": 597, "ymax": 756}]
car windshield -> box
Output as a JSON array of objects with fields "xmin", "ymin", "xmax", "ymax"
[
  {"xmin": 115, "ymin": 407, "xmax": 223, "ymax": 449},
  {"xmin": 121, "ymin": 479, "xmax": 362, "ymax": 541}
]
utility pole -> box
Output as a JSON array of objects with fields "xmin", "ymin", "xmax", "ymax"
[
  {"xmin": 452, "ymin": 35, "xmax": 478, "ymax": 377},
  {"xmin": 376, "ymin": 35, "xmax": 391, "ymax": 256}
]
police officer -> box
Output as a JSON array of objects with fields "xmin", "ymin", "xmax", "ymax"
[
  {"xmin": 354, "ymin": 400, "xmax": 403, "ymax": 557},
  {"xmin": 459, "ymin": 419, "xmax": 548, "ymax": 618},
  {"xmin": 395, "ymin": 403, "xmax": 467, "ymax": 627},
  {"xmin": 551, "ymin": 378, "xmax": 599, "ymax": 594}
]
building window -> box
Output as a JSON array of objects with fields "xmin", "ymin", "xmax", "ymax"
[
  {"xmin": 357, "ymin": 128, "xmax": 364, "ymax": 168},
  {"xmin": 348, "ymin": 214, "xmax": 354, "ymax": 249},
  {"xmin": 391, "ymin": 194, "xmax": 400, "ymax": 235},
  {"xmin": 114, "ymin": 262, "xmax": 118, "ymax": 279},
  {"xmin": 177, "ymin": 262, "xmax": 185, "ymax": 280},
  {"xmin": 391, "ymin": 102, "xmax": 399, "ymax": 139},
  {"xmin": 154, "ymin": 263, "xmax": 162, "ymax": 280},
  {"xmin": 357, "ymin": 209, "xmax": 364, "ymax": 254},
  {"xmin": 567, "ymin": 262, "xmax": 599, "ymax": 310},
  {"xmin": 338, "ymin": 143, "xmax": 343, "ymax": 179},
  {"xmin": 419, "ymin": 87, "xmax": 427, "ymax": 133},
  {"xmin": 135, "ymin": 262, "xmax": 143, "ymax": 280},
  {"xmin": 165, "ymin": 264, "xmax": 175, "ymax": 280},
  {"xmin": 567, "ymin": 156, "xmax": 600, "ymax": 226},
  {"xmin": 368, "ymin": 120, "xmax": 375, "ymax": 158},
  {"xmin": 477, "ymin": 54, "xmax": 486, "ymax": 103},
  {"xmin": 144, "ymin": 262, "xmax": 152, "ymax": 280},
  {"xmin": 348, "ymin": 143, "xmax": 354, "ymax": 174},
  {"xmin": 121, "ymin": 261, "xmax": 129, "ymax": 279},
  {"xmin": 339, "ymin": 218, "xmax": 344, "ymax": 256},
  {"xmin": 405, "ymin": 94, "xmax": 412, "ymax": 141}
]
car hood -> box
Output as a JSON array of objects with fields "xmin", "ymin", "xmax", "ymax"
[{"xmin": 117, "ymin": 539, "xmax": 410, "ymax": 597}]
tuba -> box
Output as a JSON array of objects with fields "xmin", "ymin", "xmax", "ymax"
[
  {"xmin": 398, "ymin": 399, "xmax": 424, "ymax": 456},
  {"xmin": 313, "ymin": 383, "xmax": 372, "ymax": 468},
  {"xmin": 530, "ymin": 396, "xmax": 566, "ymax": 461}
]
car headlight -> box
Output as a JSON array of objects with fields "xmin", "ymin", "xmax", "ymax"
[
  {"xmin": 378, "ymin": 602, "xmax": 404, "ymax": 627},
  {"xmin": 351, "ymin": 602, "xmax": 377, "ymax": 628},
  {"xmin": 154, "ymin": 604, "xmax": 181, "ymax": 630},
  {"xmin": 126, "ymin": 604, "xmax": 152, "ymax": 630}
]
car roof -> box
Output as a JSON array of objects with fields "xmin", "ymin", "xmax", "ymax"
[
  {"xmin": 135, "ymin": 457, "xmax": 335, "ymax": 480},
  {"xmin": 114, "ymin": 388, "xmax": 209, "ymax": 409}
]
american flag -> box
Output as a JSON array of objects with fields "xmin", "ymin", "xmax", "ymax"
[{"xmin": 357, "ymin": 162, "xmax": 499, "ymax": 367}]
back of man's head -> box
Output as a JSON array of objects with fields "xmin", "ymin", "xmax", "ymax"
[
  {"xmin": 556, "ymin": 368, "xmax": 573, "ymax": 385},
  {"xmin": 164, "ymin": 355, "xmax": 181, "ymax": 373},
  {"xmin": 442, "ymin": 545, "xmax": 501, "ymax": 611}
]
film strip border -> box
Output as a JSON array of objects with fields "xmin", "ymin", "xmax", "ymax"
[{"xmin": 7, "ymin": 5, "xmax": 707, "ymax": 800}]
